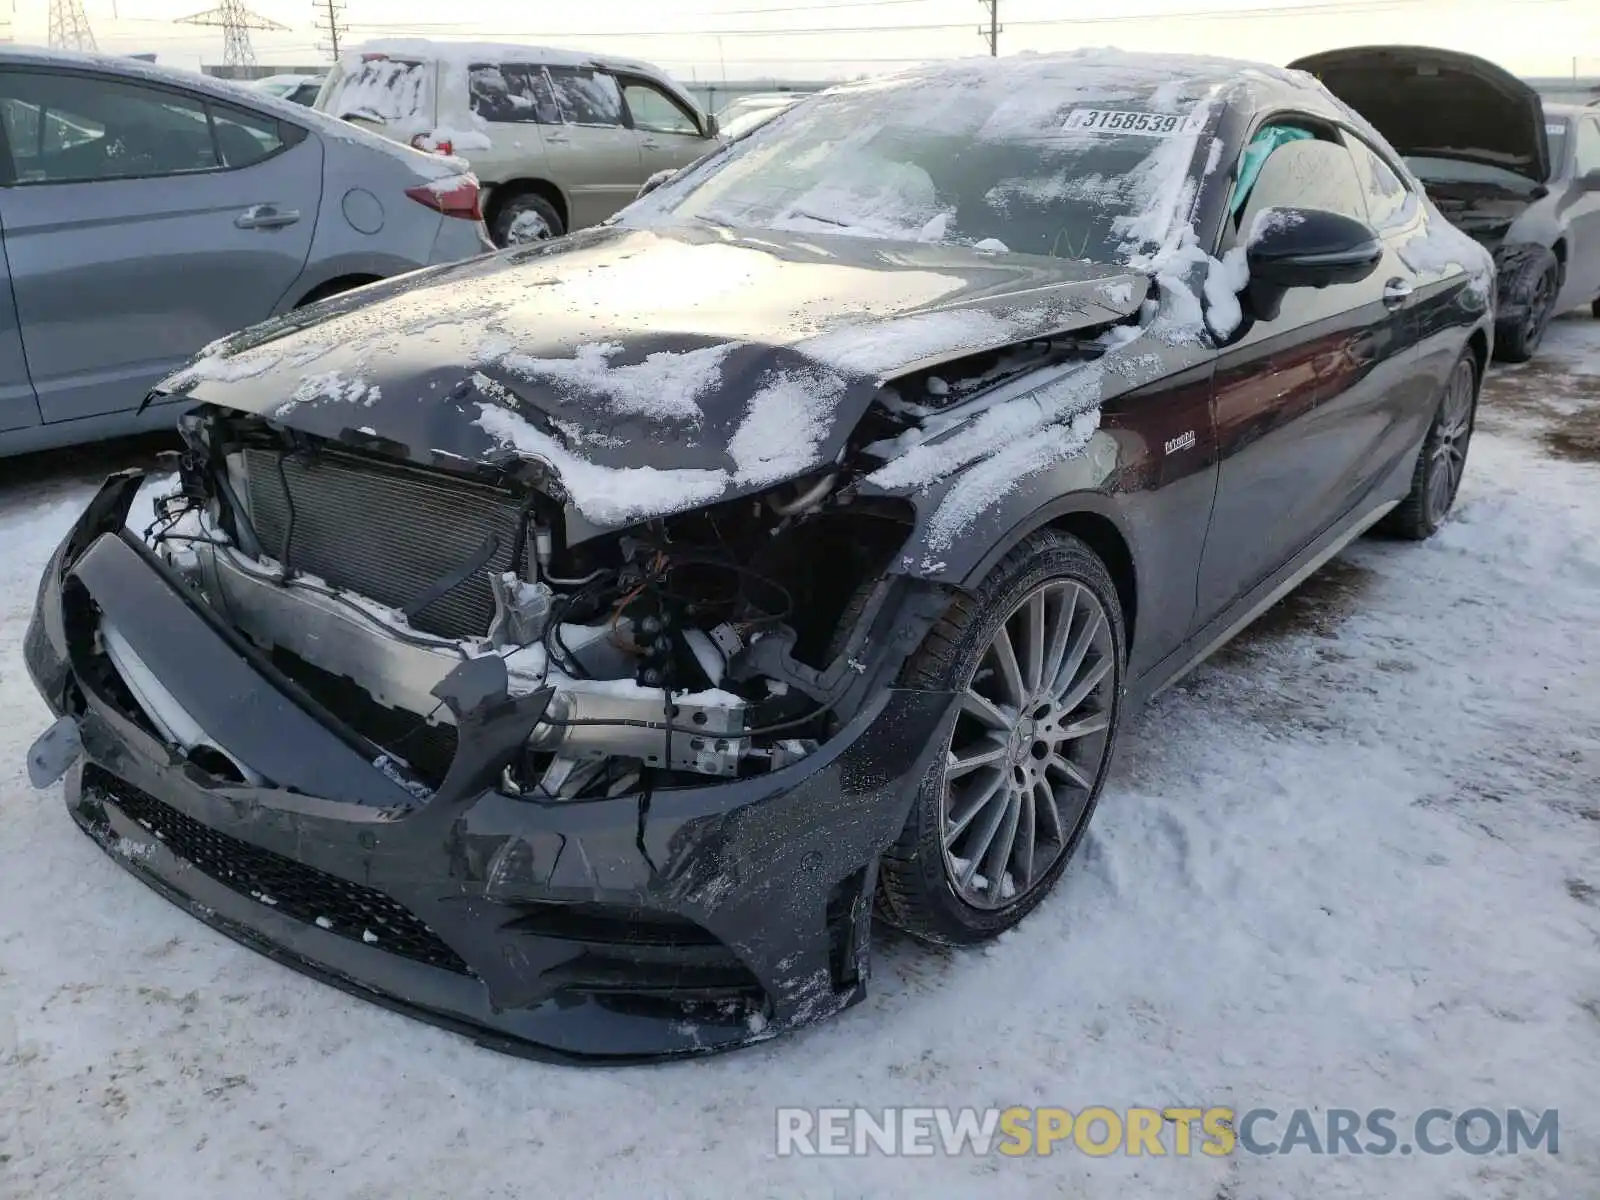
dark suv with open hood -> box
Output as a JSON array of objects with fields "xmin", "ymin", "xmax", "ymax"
[{"xmin": 1293, "ymin": 45, "xmax": 1600, "ymax": 361}]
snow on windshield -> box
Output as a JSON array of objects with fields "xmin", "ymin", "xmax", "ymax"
[
  {"xmin": 327, "ymin": 57, "xmax": 430, "ymax": 127},
  {"xmin": 626, "ymin": 51, "xmax": 1242, "ymax": 264}
]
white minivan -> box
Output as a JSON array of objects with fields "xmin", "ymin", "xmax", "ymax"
[{"xmin": 315, "ymin": 40, "xmax": 719, "ymax": 246}]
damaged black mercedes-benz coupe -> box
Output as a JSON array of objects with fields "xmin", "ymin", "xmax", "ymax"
[{"xmin": 24, "ymin": 51, "xmax": 1494, "ymax": 1061}]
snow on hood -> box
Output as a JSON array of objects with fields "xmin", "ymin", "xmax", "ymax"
[{"xmin": 156, "ymin": 225, "xmax": 1146, "ymax": 537}]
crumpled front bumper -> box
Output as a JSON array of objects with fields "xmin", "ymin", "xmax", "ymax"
[{"xmin": 22, "ymin": 471, "xmax": 957, "ymax": 1063}]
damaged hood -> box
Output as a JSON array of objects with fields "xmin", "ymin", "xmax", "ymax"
[
  {"xmin": 1291, "ymin": 45, "xmax": 1551, "ymax": 183},
  {"xmin": 160, "ymin": 224, "xmax": 1145, "ymax": 536}
]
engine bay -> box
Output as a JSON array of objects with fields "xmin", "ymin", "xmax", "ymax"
[{"xmin": 132, "ymin": 408, "xmax": 934, "ymax": 802}]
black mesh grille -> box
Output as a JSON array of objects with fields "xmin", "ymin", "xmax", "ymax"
[
  {"xmin": 240, "ymin": 448, "xmax": 530, "ymax": 640},
  {"xmin": 84, "ymin": 766, "xmax": 470, "ymax": 975}
]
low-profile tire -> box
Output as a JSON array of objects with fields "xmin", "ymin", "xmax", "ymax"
[
  {"xmin": 490, "ymin": 192, "xmax": 564, "ymax": 247},
  {"xmin": 1381, "ymin": 352, "xmax": 1478, "ymax": 541},
  {"xmin": 876, "ymin": 529, "xmax": 1125, "ymax": 945},
  {"xmin": 1493, "ymin": 245, "xmax": 1560, "ymax": 363}
]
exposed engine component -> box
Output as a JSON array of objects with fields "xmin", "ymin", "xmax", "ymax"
[{"xmin": 146, "ymin": 414, "xmax": 936, "ymax": 801}]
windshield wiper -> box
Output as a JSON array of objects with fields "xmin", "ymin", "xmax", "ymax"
[{"xmin": 786, "ymin": 209, "xmax": 850, "ymax": 228}]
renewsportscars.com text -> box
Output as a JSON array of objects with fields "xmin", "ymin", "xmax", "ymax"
[{"xmin": 775, "ymin": 1106, "xmax": 1559, "ymax": 1157}]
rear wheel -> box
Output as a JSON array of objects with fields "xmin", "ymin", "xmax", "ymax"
[
  {"xmin": 491, "ymin": 192, "xmax": 563, "ymax": 247},
  {"xmin": 1382, "ymin": 352, "xmax": 1477, "ymax": 541},
  {"xmin": 877, "ymin": 530, "xmax": 1124, "ymax": 944},
  {"xmin": 1493, "ymin": 246, "xmax": 1560, "ymax": 362}
]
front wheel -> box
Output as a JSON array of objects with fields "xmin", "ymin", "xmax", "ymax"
[
  {"xmin": 1493, "ymin": 246, "xmax": 1560, "ymax": 362},
  {"xmin": 1382, "ymin": 352, "xmax": 1478, "ymax": 541},
  {"xmin": 491, "ymin": 193, "xmax": 564, "ymax": 247},
  {"xmin": 877, "ymin": 530, "xmax": 1124, "ymax": 945}
]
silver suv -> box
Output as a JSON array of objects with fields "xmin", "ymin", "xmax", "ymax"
[{"xmin": 316, "ymin": 41, "xmax": 719, "ymax": 246}]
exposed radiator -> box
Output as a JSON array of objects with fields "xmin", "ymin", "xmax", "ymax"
[{"xmin": 238, "ymin": 447, "xmax": 531, "ymax": 640}]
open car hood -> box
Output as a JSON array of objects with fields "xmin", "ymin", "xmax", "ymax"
[
  {"xmin": 1291, "ymin": 45, "xmax": 1550, "ymax": 183},
  {"xmin": 158, "ymin": 224, "xmax": 1146, "ymax": 539}
]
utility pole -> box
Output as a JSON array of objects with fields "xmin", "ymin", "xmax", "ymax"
[
  {"xmin": 313, "ymin": 0, "xmax": 346, "ymax": 61},
  {"xmin": 978, "ymin": 0, "xmax": 1000, "ymax": 57},
  {"xmin": 176, "ymin": 0, "xmax": 289, "ymax": 72},
  {"xmin": 48, "ymin": 0, "xmax": 97, "ymax": 52}
]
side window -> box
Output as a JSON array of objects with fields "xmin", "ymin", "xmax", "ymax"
[
  {"xmin": 1228, "ymin": 137, "xmax": 1370, "ymax": 249},
  {"xmin": 0, "ymin": 71, "xmax": 220, "ymax": 183},
  {"xmin": 468, "ymin": 64, "xmax": 558, "ymax": 125},
  {"xmin": 544, "ymin": 67, "xmax": 623, "ymax": 127},
  {"xmin": 1576, "ymin": 118, "xmax": 1600, "ymax": 175},
  {"xmin": 621, "ymin": 80, "xmax": 699, "ymax": 137},
  {"xmin": 1346, "ymin": 136, "xmax": 1416, "ymax": 232},
  {"xmin": 209, "ymin": 103, "xmax": 284, "ymax": 168}
]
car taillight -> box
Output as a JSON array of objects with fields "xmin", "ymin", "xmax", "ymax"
[
  {"xmin": 409, "ymin": 132, "xmax": 454, "ymax": 156},
  {"xmin": 406, "ymin": 178, "xmax": 482, "ymax": 222}
]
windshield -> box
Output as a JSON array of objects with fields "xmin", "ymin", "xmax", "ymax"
[
  {"xmin": 637, "ymin": 58, "xmax": 1224, "ymax": 261},
  {"xmin": 1404, "ymin": 154, "xmax": 1543, "ymax": 191}
]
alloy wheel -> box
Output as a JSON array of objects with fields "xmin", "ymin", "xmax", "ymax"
[
  {"xmin": 1426, "ymin": 361, "xmax": 1475, "ymax": 525},
  {"xmin": 940, "ymin": 579, "xmax": 1115, "ymax": 910},
  {"xmin": 506, "ymin": 210, "xmax": 553, "ymax": 244}
]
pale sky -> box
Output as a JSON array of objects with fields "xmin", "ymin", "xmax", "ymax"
[{"xmin": 6, "ymin": 0, "xmax": 1598, "ymax": 84}]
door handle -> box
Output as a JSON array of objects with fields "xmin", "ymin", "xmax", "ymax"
[
  {"xmin": 543, "ymin": 133, "xmax": 570, "ymax": 144},
  {"xmin": 1382, "ymin": 278, "xmax": 1414, "ymax": 309},
  {"xmin": 640, "ymin": 138, "xmax": 660, "ymax": 149},
  {"xmin": 235, "ymin": 204, "xmax": 300, "ymax": 230}
]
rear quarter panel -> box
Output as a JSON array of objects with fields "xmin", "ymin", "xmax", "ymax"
[{"xmin": 292, "ymin": 131, "xmax": 455, "ymax": 308}]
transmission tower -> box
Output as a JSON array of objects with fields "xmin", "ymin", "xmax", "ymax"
[
  {"xmin": 313, "ymin": 0, "xmax": 346, "ymax": 60},
  {"xmin": 176, "ymin": 0, "xmax": 289, "ymax": 70},
  {"xmin": 48, "ymin": 0, "xmax": 98, "ymax": 52},
  {"xmin": 978, "ymin": 0, "xmax": 1000, "ymax": 56}
]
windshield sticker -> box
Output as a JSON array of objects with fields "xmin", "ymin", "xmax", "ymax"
[{"xmin": 1064, "ymin": 108, "xmax": 1208, "ymax": 136}]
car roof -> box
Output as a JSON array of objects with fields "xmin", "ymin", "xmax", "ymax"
[
  {"xmin": 812, "ymin": 49, "xmax": 1328, "ymax": 117},
  {"xmin": 343, "ymin": 38, "xmax": 702, "ymax": 113}
]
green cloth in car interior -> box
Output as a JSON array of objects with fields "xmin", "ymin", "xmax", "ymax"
[{"xmin": 1230, "ymin": 124, "xmax": 1317, "ymax": 216}]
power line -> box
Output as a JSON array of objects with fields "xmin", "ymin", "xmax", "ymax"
[
  {"xmin": 175, "ymin": 0, "xmax": 290, "ymax": 68},
  {"xmin": 342, "ymin": 0, "xmax": 1581, "ymax": 40},
  {"xmin": 313, "ymin": 0, "xmax": 346, "ymax": 58}
]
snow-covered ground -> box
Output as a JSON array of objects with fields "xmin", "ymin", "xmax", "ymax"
[{"xmin": 2, "ymin": 317, "xmax": 1598, "ymax": 1199}]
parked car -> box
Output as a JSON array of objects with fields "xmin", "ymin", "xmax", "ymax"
[
  {"xmin": 253, "ymin": 72, "xmax": 326, "ymax": 107},
  {"xmin": 0, "ymin": 47, "xmax": 492, "ymax": 458},
  {"xmin": 715, "ymin": 91, "xmax": 807, "ymax": 141},
  {"xmin": 1292, "ymin": 45, "xmax": 1600, "ymax": 359},
  {"xmin": 315, "ymin": 40, "xmax": 718, "ymax": 247},
  {"xmin": 25, "ymin": 50, "xmax": 1492, "ymax": 1062}
]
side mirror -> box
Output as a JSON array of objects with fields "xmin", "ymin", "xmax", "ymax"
[
  {"xmin": 1578, "ymin": 168, "xmax": 1600, "ymax": 192},
  {"xmin": 704, "ymin": 112, "xmax": 720, "ymax": 139},
  {"xmin": 1246, "ymin": 206, "xmax": 1383, "ymax": 290}
]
